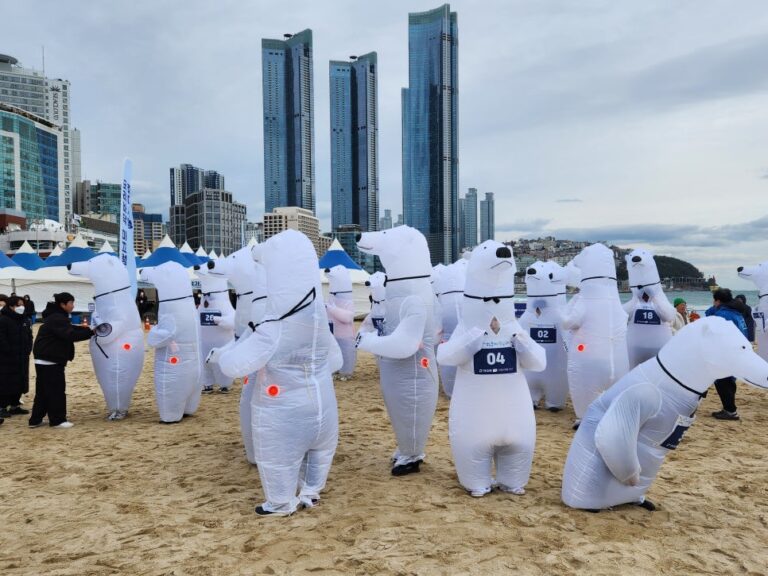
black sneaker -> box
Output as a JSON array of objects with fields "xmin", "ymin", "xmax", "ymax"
[
  {"xmin": 28, "ymin": 420, "xmax": 45, "ymax": 428},
  {"xmin": 712, "ymin": 409, "xmax": 740, "ymax": 421},
  {"xmin": 391, "ymin": 460, "xmax": 422, "ymax": 476},
  {"xmin": 219, "ymin": 387, "xmax": 230, "ymax": 394},
  {"xmin": 202, "ymin": 386, "xmax": 214, "ymax": 394},
  {"xmin": 8, "ymin": 406, "xmax": 30, "ymax": 415},
  {"xmin": 0, "ymin": 408, "xmax": 10, "ymax": 418},
  {"xmin": 255, "ymin": 505, "xmax": 274, "ymax": 516}
]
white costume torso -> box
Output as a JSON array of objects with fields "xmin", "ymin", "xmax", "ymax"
[
  {"xmin": 738, "ymin": 262, "xmax": 768, "ymax": 361},
  {"xmin": 141, "ymin": 262, "xmax": 202, "ymax": 423},
  {"xmin": 434, "ymin": 261, "xmax": 466, "ymax": 398},
  {"xmin": 325, "ymin": 265, "xmax": 356, "ymax": 377},
  {"xmin": 69, "ymin": 254, "xmax": 144, "ymax": 417},
  {"xmin": 196, "ymin": 271, "xmax": 235, "ymax": 388}
]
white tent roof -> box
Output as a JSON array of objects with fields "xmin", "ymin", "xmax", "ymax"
[
  {"xmin": 208, "ymin": 249, "xmax": 218, "ymax": 259},
  {"xmin": 180, "ymin": 241, "xmax": 195, "ymax": 254},
  {"xmin": 141, "ymin": 249, "xmax": 153, "ymax": 259},
  {"xmin": 328, "ymin": 238, "xmax": 344, "ymax": 251},
  {"xmin": 69, "ymin": 234, "xmax": 90, "ymax": 249},
  {"xmin": 158, "ymin": 235, "xmax": 176, "ymax": 249},
  {"xmin": 98, "ymin": 240, "xmax": 115, "ymax": 253},
  {"xmin": 49, "ymin": 244, "xmax": 64, "ymax": 258},
  {"xmin": 16, "ymin": 240, "xmax": 36, "ymax": 254},
  {"xmin": 195, "ymin": 246, "xmax": 207, "ymax": 257}
]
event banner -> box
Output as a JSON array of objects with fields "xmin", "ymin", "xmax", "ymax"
[{"xmin": 120, "ymin": 158, "xmax": 137, "ymax": 296}]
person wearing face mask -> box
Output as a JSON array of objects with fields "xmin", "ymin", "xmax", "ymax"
[
  {"xmin": 22, "ymin": 294, "xmax": 36, "ymax": 324},
  {"xmin": 28, "ymin": 292, "xmax": 94, "ymax": 428},
  {"xmin": 0, "ymin": 295, "xmax": 34, "ymax": 419}
]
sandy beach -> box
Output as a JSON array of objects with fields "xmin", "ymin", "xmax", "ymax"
[{"xmin": 2, "ymin": 334, "xmax": 767, "ymax": 576}]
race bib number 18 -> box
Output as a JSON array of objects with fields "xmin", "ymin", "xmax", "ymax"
[{"xmin": 634, "ymin": 309, "xmax": 661, "ymax": 325}]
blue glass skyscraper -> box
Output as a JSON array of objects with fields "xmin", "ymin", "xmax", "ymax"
[
  {"xmin": 329, "ymin": 52, "xmax": 379, "ymax": 233},
  {"xmin": 262, "ymin": 30, "xmax": 316, "ymax": 215},
  {"xmin": 402, "ymin": 5, "xmax": 459, "ymax": 265}
]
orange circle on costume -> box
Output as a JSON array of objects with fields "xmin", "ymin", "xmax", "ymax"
[
  {"xmin": 169, "ymin": 356, "xmax": 179, "ymax": 365},
  {"xmin": 577, "ymin": 344, "xmax": 586, "ymax": 352},
  {"xmin": 244, "ymin": 376, "xmax": 249, "ymax": 384},
  {"xmin": 267, "ymin": 385, "xmax": 280, "ymax": 397},
  {"xmin": 420, "ymin": 358, "xmax": 430, "ymax": 368},
  {"xmin": 122, "ymin": 343, "xmax": 132, "ymax": 351}
]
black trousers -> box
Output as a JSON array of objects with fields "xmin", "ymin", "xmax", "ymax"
[
  {"xmin": 0, "ymin": 392, "xmax": 22, "ymax": 409},
  {"xmin": 30, "ymin": 363, "xmax": 67, "ymax": 426},
  {"xmin": 714, "ymin": 376, "xmax": 737, "ymax": 413}
]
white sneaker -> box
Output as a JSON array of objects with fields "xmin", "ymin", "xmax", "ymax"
[{"xmin": 53, "ymin": 421, "xmax": 74, "ymax": 429}]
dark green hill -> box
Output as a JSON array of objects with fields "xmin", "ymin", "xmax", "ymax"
[{"xmin": 616, "ymin": 254, "xmax": 703, "ymax": 281}]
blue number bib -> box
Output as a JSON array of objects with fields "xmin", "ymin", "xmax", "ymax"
[
  {"xmin": 200, "ymin": 312, "xmax": 221, "ymax": 326},
  {"xmin": 371, "ymin": 317, "xmax": 385, "ymax": 336},
  {"xmin": 634, "ymin": 308, "xmax": 661, "ymax": 325},
  {"xmin": 753, "ymin": 311, "xmax": 765, "ymax": 332},
  {"xmin": 473, "ymin": 344, "xmax": 517, "ymax": 375},
  {"xmin": 660, "ymin": 414, "xmax": 695, "ymax": 450},
  {"xmin": 530, "ymin": 327, "xmax": 556, "ymax": 344},
  {"xmin": 329, "ymin": 322, "xmax": 334, "ymax": 334}
]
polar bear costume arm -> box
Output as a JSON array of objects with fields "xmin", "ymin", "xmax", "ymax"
[
  {"xmin": 326, "ymin": 302, "xmax": 354, "ymax": 324},
  {"xmin": 648, "ymin": 285, "xmax": 676, "ymax": 323},
  {"xmin": 622, "ymin": 295, "xmax": 638, "ymax": 315},
  {"xmin": 561, "ymin": 295, "xmax": 586, "ymax": 331},
  {"xmin": 147, "ymin": 315, "xmax": 176, "ymax": 348},
  {"xmin": 594, "ymin": 382, "xmax": 663, "ymax": 485},
  {"xmin": 327, "ymin": 327, "xmax": 344, "ymax": 373},
  {"xmin": 436, "ymin": 323, "xmax": 485, "ymax": 367},
  {"xmin": 357, "ymin": 295, "xmax": 426, "ymax": 359},
  {"xmin": 513, "ymin": 330, "xmax": 547, "ymax": 372},
  {"xmin": 214, "ymin": 311, "xmax": 235, "ymax": 331},
  {"xmin": 218, "ymin": 322, "xmax": 281, "ymax": 378},
  {"xmin": 358, "ymin": 313, "xmax": 375, "ymax": 335}
]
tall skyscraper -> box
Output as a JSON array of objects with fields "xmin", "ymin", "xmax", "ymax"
[
  {"xmin": 185, "ymin": 189, "xmax": 246, "ymax": 256},
  {"xmin": 0, "ymin": 103, "xmax": 62, "ymax": 222},
  {"xmin": 169, "ymin": 163, "xmax": 225, "ymax": 246},
  {"xmin": 402, "ymin": 5, "xmax": 459, "ymax": 265},
  {"xmin": 329, "ymin": 52, "xmax": 379, "ymax": 234},
  {"xmin": 460, "ymin": 187, "xmax": 478, "ymax": 249},
  {"xmin": 479, "ymin": 192, "xmax": 495, "ymax": 242},
  {"xmin": 262, "ymin": 30, "xmax": 315, "ymax": 215},
  {"xmin": 75, "ymin": 180, "xmax": 121, "ymax": 217},
  {"xmin": 379, "ymin": 208, "xmax": 393, "ymax": 230},
  {"xmin": 0, "ymin": 54, "xmax": 80, "ymax": 229}
]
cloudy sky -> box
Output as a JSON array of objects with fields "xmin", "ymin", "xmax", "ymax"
[{"xmin": 5, "ymin": 0, "xmax": 768, "ymax": 288}]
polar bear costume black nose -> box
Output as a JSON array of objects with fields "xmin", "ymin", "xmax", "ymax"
[
  {"xmin": 207, "ymin": 260, "xmax": 215, "ymax": 270},
  {"xmin": 632, "ymin": 256, "xmax": 642, "ymax": 263},
  {"xmin": 737, "ymin": 266, "xmax": 744, "ymax": 272},
  {"xmin": 496, "ymin": 247, "xmax": 512, "ymax": 258},
  {"xmin": 355, "ymin": 233, "xmax": 362, "ymax": 242}
]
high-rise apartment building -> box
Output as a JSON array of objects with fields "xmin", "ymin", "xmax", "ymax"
[
  {"xmin": 132, "ymin": 203, "xmax": 164, "ymax": 255},
  {"xmin": 262, "ymin": 30, "xmax": 315, "ymax": 214},
  {"xmin": 329, "ymin": 52, "xmax": 379, "ymax": 233},
  {"xmin": 263, "ymin": 206, "xmax": 331, "ymax": 257},
  {"xmin": 459, "ymin": 187, "xmax": 478, "ymax": 250},
  {"xmin": 0, "ymin": 103, "xmax": 63, "ymax": 223},
  {"xmin": 75, "ymin": 180, "xmax": 121, "ymax": 218},
  {"xmin": 379, "ymin": 208, "xmax": 393, "ymax": 230},
  {"xmin": 0, "ymin": 54, "xmax": 79, "ymax": 230},
  {"xmin": 479, "ymin": 192, "xmax": 495, "ymax": 242},
  {"xmin": 401, "ymin": 5, "xmax": 458, "ymax": 265},
  {"xmin": 168, "ymin": 163, "xmax": 224, "ymax": 246},
  {"xmin": 184, "ymin": 188, "xmax": 246, "ymax": 256}
]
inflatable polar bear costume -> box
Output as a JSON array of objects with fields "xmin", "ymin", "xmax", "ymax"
[
  {"xmin": 360, "ymin": 271, "xmax": 387, "ymax": 338},
  {"xmin": 518, "ymin": 260, "xmax": 569, "ymax": 411},
  {"xmin": 438, "ymin": 240, "xmax": 546, "ymax": 496},
  {"xmin": 737, "ymin": 261, "xmax": 768, "ymax": 362},
  {"xmin": 139, "ymin": 262, "xmax": 202, "ymax": 423},
  {"xmin": 194, "ymin": 266, "xmax": 235, "ymax": 392},
  {"xmin": 217, "ymin": 230, "xmax": 342, "ymax": 516},
  {"xmin": 433, "ymin": 259, "xmax": 467, "ymax": 398},
  {"xmin": 67, "ymin": 254, "xmax": 144, "ymax": 420},
  {"xmin": 356, "ymin": 225, "xmax": 439, "ymax": 476},
  {"xmin": 623, "ymin": 249, "xmax": 675, "ymax": 369},
  {"xmin": 563, "ymin": 243, "xmax": 629, "ymax": 424},
  {"xmin": 325, "ymin": 264, "xmax": 357, "ymax": 379},
  {"xmin": 562, "ymin": 316, "xmax": 768, "ymax": 511},
  {"xmin": 204, "ymin": 246, "xmax": 268, "ymax": 465}
]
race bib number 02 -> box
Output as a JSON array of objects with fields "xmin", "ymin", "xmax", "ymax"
[
  {"xmin": 200, "ymin": 312, "xmax": 221, "ymax": 326},
  {"xmin": 530, "ymin": 327, "xmax": 556, "ymax": 344},
  {"xmin": 634, "ymin": 309, "xmax": 661, "ymax": 325},
  {"xmin": 473, "ymin": 344, "xmax": 517, "ymax": 375}
]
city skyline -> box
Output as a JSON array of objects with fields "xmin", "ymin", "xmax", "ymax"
[{"xmin": 4, "ymin": 1, "xmax": 768, "ymax": 288}]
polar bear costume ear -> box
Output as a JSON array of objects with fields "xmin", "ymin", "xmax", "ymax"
[{"xmin": 697, "ymin": 317, "xmax": 768, "ymax": 387}]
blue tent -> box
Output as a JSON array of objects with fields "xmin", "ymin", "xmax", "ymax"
[
  {"xmin": 318, "ymin": 240, "xmax": 363, "ymax": 271},
  {"xmin": 42, "ymin": 246, "xmax": 95, "ymax": 267},
  {"xmin": 140, "ymin": 248, "xmax": 194, "ymax": 268},
  {"xmin": 0, "ymin": 250, "xmax": 17, "ymax": 268},
  {"xmin": 11, "ymin": 241, "xmax": 45, "ymax": 270}
]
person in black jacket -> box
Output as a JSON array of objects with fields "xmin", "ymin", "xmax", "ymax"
[
  {"xmin": 29, "ymin": 292, "xmax": 94, "ymax": 429},
  {"xmin": 22, "ymin": 294, "xmax": 36, "ymax": 324},
  {"xmin": 0, "ymin": 295, "xmax": 34, "ymax": 418},
  {"xmin": 735, "ymin": 294, "xmax": 755, "ymax": 344}
]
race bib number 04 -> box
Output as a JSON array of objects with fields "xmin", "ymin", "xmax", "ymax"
[{"xmin": 473, "ymin": 345, "xmax": 517, "ymax": 375}]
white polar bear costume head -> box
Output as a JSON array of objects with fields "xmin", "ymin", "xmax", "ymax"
[
  {"xmin": 357, "ymin": 225, "xmax": 432, "ymax": 283},
  {"xmin": 139, "ymin": 261, "xmax": 192, "ymax": 302},
  {"xmin": 463, "ymin": 240, "xmax": 518, "ymax": 328},
  {"xmin": 325, "ymin": 265, "xmax": 352, "ymax": 295},
  {"xmin": 262, "ymin": 230, "xmax": 323, "ymax": 321},
  {"xmin": 68, "ymin": 253, "xmax": 133, "ymax": 302},
  {"xmin": 626, "ymin": 248, "xmax": 661, "ymax": 293},
  {"xmin": 570, "ymin": 243, "xmax": 616, "ymax": 282},
  {"xmin": 661, "ymin": 316, "xmax": 768, "ymax": 394},
  {"xmin": 195, "ymin": 264, "xmax": 230, "ymax": 296},
  {"xmin": 524, "ymin": 260, "xmax": 568, "ymax": 297},
  {"xmin": 738, "ymin": 261, "xmax": 768, "ymax": 295},
  {"xmin": 365, "ymin": 271, "xmax": 387, "ymax": 305}
]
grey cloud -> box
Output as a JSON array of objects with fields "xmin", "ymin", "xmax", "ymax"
[
  {"xmin": 555, "ymin": 198, "xmax": 582, "ymax": 203},
  {"xmin": 496, "ymin": 218, "xmax": 551, "ymax": 235}
]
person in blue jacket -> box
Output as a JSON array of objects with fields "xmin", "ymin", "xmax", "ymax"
[{"xmin": 706, "ymin": 288, "xmax": 749, "ymax": 420}]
